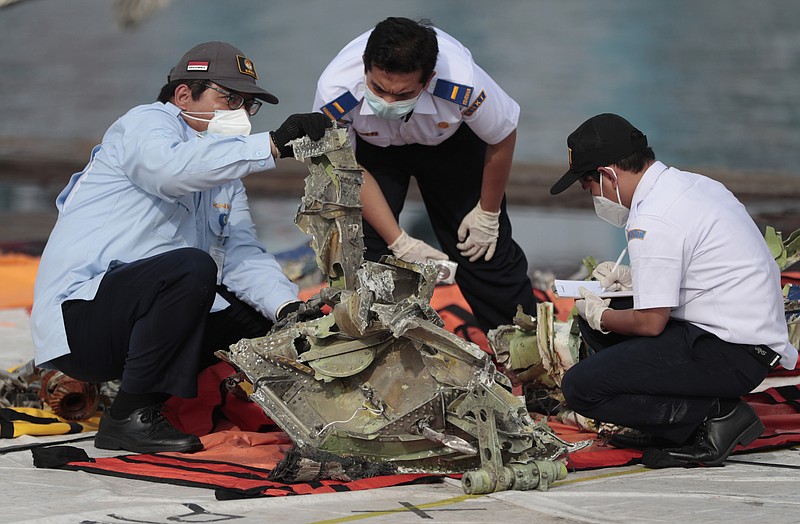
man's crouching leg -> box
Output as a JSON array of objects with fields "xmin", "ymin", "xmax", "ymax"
[{"xmin": 58, "ymin": 248, "xmax": 217, "ymax": 453}]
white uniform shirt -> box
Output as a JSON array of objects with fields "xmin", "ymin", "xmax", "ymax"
[
  {"xmin": 626, "ymin": 161, "xmax": 797, "ymax": 369},
  {"xmin": 31, "ymin": 102, "xmax": 299, "ymax": 366},
  {"xmin": 313, "ymin": 27, "xmax": 519, "ymax": 147}
]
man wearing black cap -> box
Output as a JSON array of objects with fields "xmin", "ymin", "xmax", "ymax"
[
  {"xmin": 550, "ymin": 113, "xmax": 797, "ymax": 468},
  {"xmin": 31, "ymin": 41, "xmax": 332, "ymax": 454}
]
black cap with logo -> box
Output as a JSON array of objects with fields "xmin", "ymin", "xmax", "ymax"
[
  {"xmin": 168, "ymin": 41, "xmax": 279, "ymax": 104},
  {"xmin": 550, "ymin": 113, "xmax": 647, "ymax": 195}
]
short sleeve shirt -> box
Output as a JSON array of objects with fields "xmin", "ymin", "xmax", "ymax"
[
  {"xmin": 625, "ymin": 161, "xmax": 797, "ymax": 368},
  {"xmin": 313, "ymin": 27, "xmax": 520, "ymax": 147}
]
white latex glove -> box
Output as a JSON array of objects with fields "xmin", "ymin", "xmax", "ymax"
[
  {"xmin": 388, "ymin": 229, "xmax": 449, "ymax": 263},
  {"xmin": 456, "ymin": 202, "xmax": 500, "ymax": 262},
  {"xmin": 576, "ymin": 287, "xmax": 611, "ymax": 333},
  {"xmin": 592, "ymin": 261, "xmax": 633, "ymax": 292}
]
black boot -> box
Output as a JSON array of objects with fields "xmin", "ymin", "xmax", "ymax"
[
  {"xmin": 94, "ymin": 405, "xmax": 203, "ymax": 453},
  {"xmin": 660, "ymin": 400, "xmax": 763, "ymax": 467}
]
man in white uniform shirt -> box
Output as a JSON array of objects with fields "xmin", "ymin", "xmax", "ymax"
[
  {"xmin": 550, "ymin": 113, "xmax": 797, "ymax": 468},
  {"xmin": 31, "ymin": 41, "xmax": 331, "ymax": 454},
  {"xmin": 313, "ymin": 17, "xmax": 536, "ymax": 334}
]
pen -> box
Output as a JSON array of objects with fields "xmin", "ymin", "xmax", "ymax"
[
  {"xmin": 600, "ymin": 247, "xmax": 628, "ymax": 294},
  {"xmin": 610, "ymin": 246, "xmax": 627, "ymax": 275}
]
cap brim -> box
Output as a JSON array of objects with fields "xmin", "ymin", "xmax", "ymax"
[
  {"xmin": 549, "ymin": 169, "xmax": 582, "ymax": 195},
  {"xmin": 217, "ymin": 79, "xmax": 279, "ymax": 105}
]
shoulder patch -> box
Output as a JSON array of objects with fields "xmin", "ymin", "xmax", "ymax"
[
  {"xmin": 627, "ymin": 228, "xmax": 647, "ymax": 241},
  {"xmin": 433, "ymin": 79, "xmax": 473, "ymax": 107},
  {"xmin": 320, "ymin": 91, "xmax": 359, "ymax": 120},
  {"xmin": 462, "ymin": 90, "xmax": 486, "ymax": 117}
]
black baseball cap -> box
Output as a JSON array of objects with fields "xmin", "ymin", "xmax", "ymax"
[
  {"xmin": 550, "ymin": 113, "xmax": 648, "ymax": 195},
  {"xmin": 168, "ymin": 41, "xmax": 279, "ymax": 104}
]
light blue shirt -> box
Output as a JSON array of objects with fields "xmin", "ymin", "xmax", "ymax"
[{"xmin": 31, "ymin": 101, "xmax": 299, "ymax": 365}]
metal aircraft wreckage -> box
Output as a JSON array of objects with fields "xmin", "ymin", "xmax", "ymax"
[{"xmin": 217, "ymin": 127, "xmax": 591, "ymax": 494}]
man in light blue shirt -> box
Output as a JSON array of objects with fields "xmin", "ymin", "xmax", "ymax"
[{"xmin": 31, "ymin": 41, "xmax": 331, "ymax": 453}]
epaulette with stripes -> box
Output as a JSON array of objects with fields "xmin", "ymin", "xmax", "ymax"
[
  {"xmin": 320, "ymin": 91, "xmax": 359, "ymax": 120},
  {"xmin": 432, "ymin": 79, "xmax": 473, "ymax": 107}
]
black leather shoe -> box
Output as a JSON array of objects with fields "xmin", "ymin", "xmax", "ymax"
[
  {"xmin": 94, "ymin": 406, "xmax": 203, "ymax": 454},
  {"xmin": 661, "ymin": 400, "xmax": 764, "ymax": 467}
]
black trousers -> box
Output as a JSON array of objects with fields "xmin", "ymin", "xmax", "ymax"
[
  {"xmin": 52, "ymin": 248, "xmax": 272, "ymax": 398},
  {"xmin": 356, "ymin": 124, "xmax": 535, "ymax": 333},
  {"xmin": 561, "ymin": 315, "xmax": 771, "ymax": 443}
]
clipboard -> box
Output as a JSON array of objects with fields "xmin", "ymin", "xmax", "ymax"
[{"xmin": 553, "ymin": 279, "xmax": 633, "ymax": 299}]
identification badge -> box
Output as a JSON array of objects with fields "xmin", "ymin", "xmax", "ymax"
[{"xmin": 210, "ymin": 245, "xmax": 225, "ymax": 284}]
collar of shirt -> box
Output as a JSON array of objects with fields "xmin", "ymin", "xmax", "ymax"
[
  {"xmin": 165, "ymin": 101, "xmax": 196, "ymax": 139},
  {"xmin": 630, "ymin": 161, "xmax": 669, "ymax": 214},
  {"xmin": 164, "ymin": 100, "xmax": 182, "ymax": 118}
]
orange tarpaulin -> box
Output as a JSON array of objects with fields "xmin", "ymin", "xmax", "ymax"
[{"xmin": 0, "ymin": 253, "xmax": 39, "ymax": 311}]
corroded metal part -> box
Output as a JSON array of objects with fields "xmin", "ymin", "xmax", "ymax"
[
  {"xmin": 39, "ymin": 370, "xmax": 100, "ymax": 420},
  {"xmin": 765, "ymin": 225, "xmax": 800, "ymax": 271},
  {"xmin": 292, "ymin": 127, "xmax": 364, "ymax": 290},
  {"xmin": 490, "ymin": 304, "xmax": 581, "ymax": 393},
  {"xmin": 2, "ymin": 360, "xmax": 117, "ymax": 419},
  {"xmin": 0, "ymin": 360, "xmax": 40, "ymax": 410},
  {"xmin": 219, "ymin": 127, "xmax": 582, "ymax": 493}
]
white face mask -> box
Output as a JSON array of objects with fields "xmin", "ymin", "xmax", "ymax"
[
  {"xmin": 593, "ymin": 168, "xmax": 629, "ymax": 228},
  {"xmin": 363, "ymin": 82, "xmax": 421, "ymax": 120},
  {"xmin": 182, "ymin": 108, "xmax": 252, "ymax": 137}
]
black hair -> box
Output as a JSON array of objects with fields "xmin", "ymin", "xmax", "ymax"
[
  {"xmin": 363, "ymin": 17, "xmax": 439, "ymax": 84},
  {"xmin": 615, "ymin": 148, "xmax": 656, "ymax": 173},
  {"xmin": 156, "ymin": 80, "xmax": 209, "ymax": 103}
]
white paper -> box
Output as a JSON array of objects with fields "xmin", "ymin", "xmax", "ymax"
[{"xmin": 553, "ymin": 279, "xmax": 633, "ymax": 299}]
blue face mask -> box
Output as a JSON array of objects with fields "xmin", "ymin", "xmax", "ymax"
[{"xmin": 363, "ymin": 84, "xmax": 421, "ymax": 120}]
